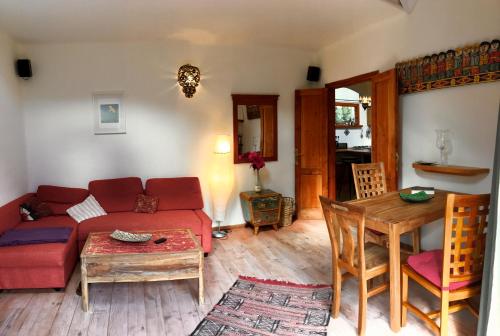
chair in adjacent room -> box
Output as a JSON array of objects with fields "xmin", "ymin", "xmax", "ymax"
[
  {"xmin": 401, "ymin": 193, "xmax": 490, "ymax": 336},
  {"xmin": 351, "ymin": 162, "xmax": 421, "ymax": 254},
  {"xmin": 319, "ymin": 196, "xmax": 389, "ymax": 336}
]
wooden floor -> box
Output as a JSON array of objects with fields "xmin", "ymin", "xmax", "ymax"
[{"xmin": 0, "ymin": 220, "xmax": 477, "ymax": 336}]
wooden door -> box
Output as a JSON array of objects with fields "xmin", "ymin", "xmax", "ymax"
[
  {"xmin": 371, "ymin": 69, "xmax": 399, "ymax": 191},
  {"xmin": 295, "ymin": 88, "xmax": 328, "ymax": 219}
]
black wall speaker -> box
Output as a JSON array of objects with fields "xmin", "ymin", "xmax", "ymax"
[
  {"xmin": 307, "ymin": 66, "xmax": 321, "ymax": 82},
  {"xmin": 16, "ymin": 59, "xmax": 32, "ymax": 79}
]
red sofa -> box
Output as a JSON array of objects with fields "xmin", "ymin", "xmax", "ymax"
[{"xmin": 0, "ymin": 177, "xmax": 212, "ymax": 290}]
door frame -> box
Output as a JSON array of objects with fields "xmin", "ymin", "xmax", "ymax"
[{"xmin": 324, "ymin": 71, "xmax": 380, "ymax": 198}]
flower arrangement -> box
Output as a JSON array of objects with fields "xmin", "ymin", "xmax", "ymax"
[
  {"xmin": 246, "ymin": 151, "xmax": 265, "ymax": 171},
  {"xmin": 241, "ymin": 151, "xmax": 265, "ymax": 192}
]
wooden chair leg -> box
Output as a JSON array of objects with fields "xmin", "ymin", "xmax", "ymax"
[
  {"xmin": 332, "ymin": 264, "xmax": 342, "ymax": 318},
  {"xmin": 411, "ymin": 228, "xmax": 420, "ymax": 254},
  {"xmin": 358, "ymin": 277, "xmax": 367, "ymax": 336},
  {"xmin": 440, "ymin": 291, "xmax": 450, "ymax": 336},
  {"xmin": 401, "ymin": 270, "xmax": 408, "ymax": 327}
]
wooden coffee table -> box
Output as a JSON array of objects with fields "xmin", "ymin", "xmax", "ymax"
[{"xmin": 80, "ymin": 229, "xmax": 203, "ymax": 312}]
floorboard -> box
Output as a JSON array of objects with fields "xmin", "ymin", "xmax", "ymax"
[{"xmin": 0, "ymin": 220, "xmax": 477, "ymax": 335}]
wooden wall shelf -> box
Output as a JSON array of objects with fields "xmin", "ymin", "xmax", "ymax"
[{"xmin": 412, "ymin": 163, "xmax": 490, "ymax": 176}]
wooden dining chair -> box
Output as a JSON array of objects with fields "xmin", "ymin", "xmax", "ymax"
[
  {"xmin": 401, "ymin": 193, "xmax": 490, "ymax": 336},
  {"xmin": 351, "ymin": 162, "xmax": 421, "ymax": 254},
  {"xmin": 319, "ymin": 195, "xmax": 389, "ymax": 336}
]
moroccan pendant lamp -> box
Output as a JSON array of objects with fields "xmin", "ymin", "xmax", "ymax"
[{"xmin": 177, "ymin": 64, "xmax": 200, "ymax": 98}]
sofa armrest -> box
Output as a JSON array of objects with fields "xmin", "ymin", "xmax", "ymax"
[
  {"xmin": 0, "ymin": 193, "xmax": 34, "ymax": 235},
  {"xmin": 194, "ymin": 210, "xmax": 212, "ymax": 253}
]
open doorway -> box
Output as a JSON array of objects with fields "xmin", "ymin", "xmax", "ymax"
[
  {"xmin": 295, "ymin": 70, "xmax": 398, "ymax": 218},
  {"xmin": 333, "ymin": 81, "xmax": 373, "ymax": 201}
]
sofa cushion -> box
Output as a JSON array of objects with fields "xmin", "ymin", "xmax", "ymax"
[
  {"xmin": 37, "ymin": 185, "xmax": 89, "ymax": 215},
  {"xmin": 18, "ymin": 215, "xmax": 78, "ymax": 230},
  {"xmin": 89, "ymin": 177, "xmax": 144, "ymax": 213},
  {"xmin": 46, "ymin": 203, "xmax": 73, "ymax": 215},
  {"xmin": 0, "ymin": 224, "xmax": 77, "ymax": 268},
  {"xmin": 145, "ymin": 177, "xmax": 204, "ymax": 210},
  {"xmin": 134, "ymin": 194, "xmax": 159, "ymax": 214},
  {"xmin": 67, "ymin": 195, "xmax": 107, "ymax": 223},
  {"xmin": 20, "ymin": 197, "xmax": 53, "ymax": 221},
  {"xmin": 78, "ymin": 210, "xmax": 203, "ymax": 242},
  {"xmin": 37, "ymin": 185, "xmax": 89, "ymax": 204}
]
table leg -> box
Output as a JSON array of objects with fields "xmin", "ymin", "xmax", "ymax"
[
  {"xmin": 388, "ymin": 225, "xmax": 401, "ymax": 332},
  {"xmin": 81, "ymin": 262, "xmax": 89, "ymax": 312},
  {"xmin": 412, "ymin": 228, "xmax": 421, "ymax": 254},
  {"xmin": 199, "ymin": 253, "xmax": 204, "ymax": 305}
]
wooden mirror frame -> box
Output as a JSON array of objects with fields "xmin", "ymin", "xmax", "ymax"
[
  {"xmin": 335, "ymin": 102, "xmax": 361, "ymax": 129},
  {"xmin": 232, "ymin": 94, "xmax": 279, "ymax": 164}
]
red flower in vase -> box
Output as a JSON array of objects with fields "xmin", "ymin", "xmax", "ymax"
[{"xmin": 241, "ymin": 151, "xmax": 265, "ymax": 171}]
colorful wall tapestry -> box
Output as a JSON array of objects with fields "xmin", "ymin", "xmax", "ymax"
[{"xmin": 396, "ymin": 39, "xmax": 499, "ymax": 94}]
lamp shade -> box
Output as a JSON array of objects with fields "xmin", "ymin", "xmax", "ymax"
[
  {"xmin": 210, "ymin": 162, "xmax": 234, "ymax": 222},
  {"xmin": 210, "ymin": 134, "xmax": 234, "ymax": 222},
  {"xmin": 214, "ymin": 135, "xmax": 231, "ymax": 154}
]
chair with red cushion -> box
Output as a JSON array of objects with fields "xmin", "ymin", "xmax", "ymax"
[
  {"xmin": 401, "ymin": 193, "xmax": 490, "ymax": 336},
  {"xmin": 351, "ymin": 162, "xmax": 421, "ymax": 254}
]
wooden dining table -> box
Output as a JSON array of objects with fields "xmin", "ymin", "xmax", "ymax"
[{"xmin": 347, "ymin": 189, "xmax": 449, "ymax": 332}]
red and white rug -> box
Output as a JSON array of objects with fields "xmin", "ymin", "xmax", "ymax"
[{"xmin": 191, "ymin": 276, "xmax": 332, "ymax": 336}]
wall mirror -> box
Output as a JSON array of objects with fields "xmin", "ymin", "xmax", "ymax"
[
  {"xmin": 335, "ymin": 102, "xmax": 360, "ymax": 128},
  {"xmin": 232, "ymin": 94, "xmax": 278, "ymax": 164}
]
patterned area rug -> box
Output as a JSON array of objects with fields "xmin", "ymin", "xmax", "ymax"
[{"xmin": 191, "ymin": 276, "xmax": 332, "ymax": 336}]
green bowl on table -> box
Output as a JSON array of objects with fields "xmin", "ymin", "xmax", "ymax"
[{"xmin": 399, "ymin": 191, "xmax": 433, "ymax": 203}]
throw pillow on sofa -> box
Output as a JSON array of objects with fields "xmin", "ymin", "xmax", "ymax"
[
  {"xmin": 67, "ymin": 195, "xmax": 107, "ymax": 223},
  {"xmin": 20, "ymin": 197, "xmax": 53, "ymax": 221},
  {"xmin": 134, "ymin": 194, "xmax": 159, "ymax": 214}
]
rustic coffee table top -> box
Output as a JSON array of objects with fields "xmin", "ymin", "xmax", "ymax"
[{"xmin": 81, "ymin": 229, "xmax": 200, "ymax": 257}]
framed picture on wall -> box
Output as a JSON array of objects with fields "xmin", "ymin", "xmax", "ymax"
[{"xmin": 93, "ymin": 92, "xmax": 125, "ymax": 134}]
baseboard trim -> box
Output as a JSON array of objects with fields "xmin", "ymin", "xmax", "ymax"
[{"xmin": 212, "ymin": 223, "xmax": 246, "ymax": 231}]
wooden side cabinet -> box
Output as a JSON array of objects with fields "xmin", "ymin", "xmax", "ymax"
[{"xmin": 240, "ymin": 190, "xmax": 282, "ymax": 235}]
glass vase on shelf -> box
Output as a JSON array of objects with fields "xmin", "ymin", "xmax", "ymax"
[
  {"xmin": 435, "ymin": 129, "xmax": 450, "ymax": 165},
  {"xmin": 254, "ymin": 170, "xmax": 262, "ymax": 193}
]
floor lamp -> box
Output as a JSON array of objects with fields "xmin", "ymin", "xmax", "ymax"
[{"xmin": 211, "ymin": 135, "xmax": 234, "ymax": 238}]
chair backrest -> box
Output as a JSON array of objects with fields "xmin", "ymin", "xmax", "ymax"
[
  {"xmin": 320, "ymin": 196, "xmax": 366, "ymax": 273},
  {"xmin": 442, "ymin": 193, "xmax": 490, "ymax": 288},
  {"xmin": 351, "ymin": 162, "xmax": 387, "ymax": 199}
]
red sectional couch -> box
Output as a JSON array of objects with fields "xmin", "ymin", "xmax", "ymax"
[{"xmin": 0, "ymin": 177, "xmax": 212, "ymax": 290}]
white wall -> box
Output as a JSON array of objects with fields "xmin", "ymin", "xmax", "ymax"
[
  {"xmin": 18, "ymin": 41, "xmax": 315, "ymax": 225},
  {"xmin": 319, "ymin": 0, "xmax": 500, "ymax": 249},
  {"xmin": 0, "ymin": 31, "xmax": 28, "ymax": 205}
]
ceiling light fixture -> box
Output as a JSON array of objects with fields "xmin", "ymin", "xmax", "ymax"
[
  {"xmin": 359, "ymin": 96, "xmax": 372, "ymax": 110},
  {"xmin": 177, "ymin": 64, "xmax": 200, "ymax": 98}
]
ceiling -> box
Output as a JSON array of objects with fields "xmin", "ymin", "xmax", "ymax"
[{"xmin": 0, "ymin": 0, "xmax": 405, "ymax": 50}]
